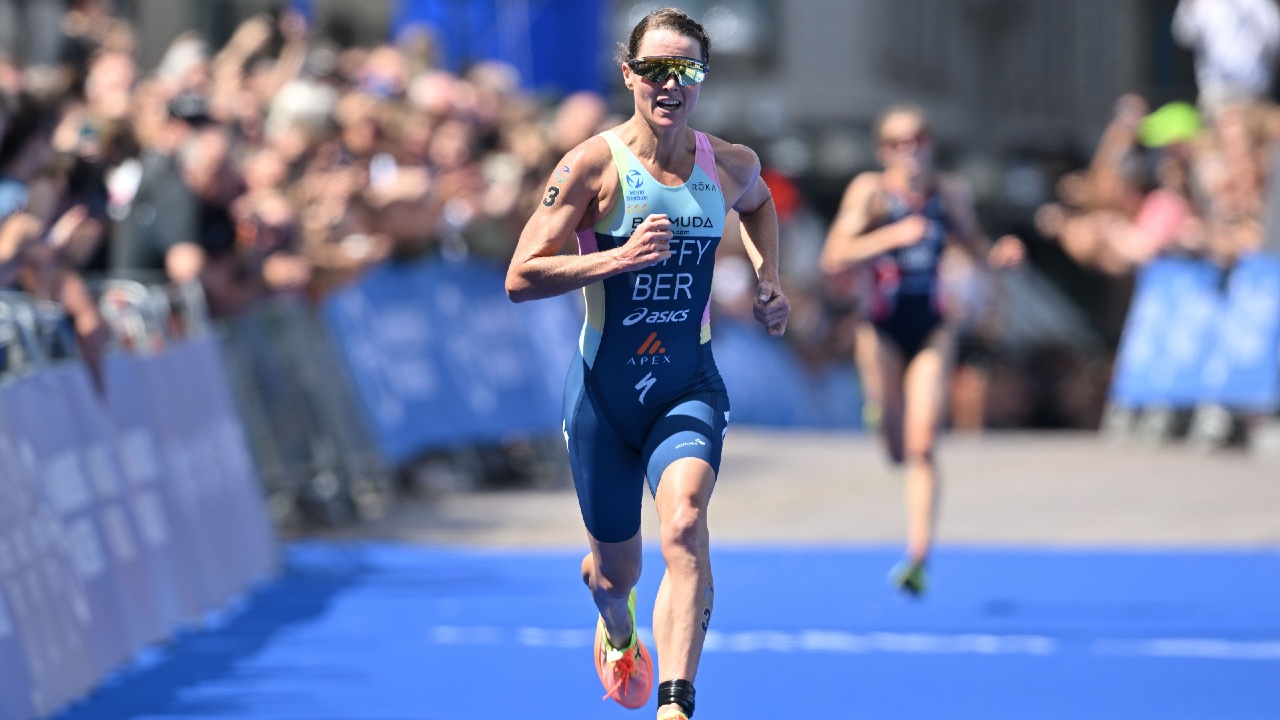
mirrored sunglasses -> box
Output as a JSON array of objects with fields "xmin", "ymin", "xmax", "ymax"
[{"xmin": 627, "ymin": 56, "xmax": 708, "ymax": 86}]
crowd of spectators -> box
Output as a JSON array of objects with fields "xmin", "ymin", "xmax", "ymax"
[
  {"xmin": 10, "ymin": 0, "xmax": 1273, "ymax": 437},
  {"xmin": 0, "ymin": 0, "xmax": 866, "ymax": 416},
  {"xmin": 0, "ymin": 3, "xmax": 631, "ymax": 383},
  {"xmin": 1034, "ymin": 0, "xmax": 1280, "ymax": 280}
]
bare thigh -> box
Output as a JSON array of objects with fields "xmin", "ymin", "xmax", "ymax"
[
  {"xmin": 854, "ymin": 321, "xmax": 906, "ymax": 462},
  {"xmin": 902, "ymin": 325, "xmax": 956, "ymax": 458}
]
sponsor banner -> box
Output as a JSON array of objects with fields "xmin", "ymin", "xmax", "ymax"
[
  {"xmin": 39, "ymin": 364, "xmax": 149, "ymax": 673},
  {"xmin": 712, "ymin": 319, "xmax": 863, "ymax": 429},
  {"xmin": 138, "ymin": 345, "xmax": 233, "ymax": 613},
  {"xmin": 1200, "ymin": 253, "xmax": 1280, "ymax": 410},
  {"xmin": 0, "ymin": 375, "xmax": 100, "ymax": 714},
  {"xmin": 181, "ymin": 335, "xmax": 277, "ymax": 586},
  {"xmin": 324, "ymin": 258, "xmax": 863, "ymax": 453},
  {"xmin": 1111, "ymin": 255, "xmax": 1280, "ymax": 411},
  {"xmin": 0, "ymin": 392, "xmax": 38, "ymax": 720},
  {"xmin": 157, "ymin": 340, "xmax": 241, "ymax": 606},
  {"xmin": 0, "ymin": 342, "xmax": 277, "ymax": 717},
  {"xmin": 165, "ymin": 337, "xmax": 276, "ymax": 594},
  {"xmin": 1111, "ymin": 258, "xmax": 1224, "ymax": 408},
  {"xmin": 0, "ymin": 581, "xmax": 35, "ymax": 720},
  {"xmin": 322, "ymin": 259, "xmax": 576, "ymax": 464},
  {"xmin": 58, "ymin": 360, "xmax": 169, "ymax": 649},
  {"xmin": 103, "ymin": 352, "xmax": 206, "ymax": 625}
]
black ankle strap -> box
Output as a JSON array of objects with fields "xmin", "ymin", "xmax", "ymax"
[{"xmin": 658, "ymin": 679, "xmax": 696, "ymax": 718}]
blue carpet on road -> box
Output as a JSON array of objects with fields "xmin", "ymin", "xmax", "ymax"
[{"xmin": 56, "ymin": 543, "xmax": 1280, "ymax": 719}]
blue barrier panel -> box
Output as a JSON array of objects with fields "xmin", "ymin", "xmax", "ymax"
[
  {"xmin": 0, "ymin": 376, "xmax": 99, "ymax": 715},
  {"xmin": 1200, "ymin": 253, "xmax": 1280, "ymax": 411},
  {"xmin": 163, "ymin": 338, "xmax": 276, "ymax": 598},
  {"xmin": 157, "ymin": 341, "xmax": 243, "ymax": 607},
  {"xmin": 325, "ymin": 258, "xmax": 860, "ymax": 449},
  {"xmin": 0, "ymin": 581, "xmax": 34, "ymax": 720},
  {"xmin": 512, "ymin": 287, "xmax": 582, "ymax": 419},
  {"xmin": 140, "ymin": 345, "xmax": 237, "ymax": 613},
  {"xmin": 712, "ymin": 319, "xmax": 863, "ymax": 428},
  {"xmin": 322, "ymin": 259, "xmax": 576, "ymax": 465},
  {"xmin": 0, "ymin": 393, "xmax": 37, "ymax": 720},
  {"xmin": 44, "ymin": 364, "xmax": 159, "ymax": 675},
  {"xmin": 1111, "ymin": 257, "xmax": 1223, "ymax": 407},
  {"xmin": 103, "ymin": 353, "xmax": 202, "ymax": 627},
  {"xmin": 180, "ymin": 335, "xmax": 277, "ymax": 588},
  {"xmin": 0, "ymin": 345, "xmax": 278, "ymax": 719},
  {"xmin": 7, "ymin": 368, "xmax": 136, "ymax": 677},
  {"xmin": 393, "ymin": 0, "xmax": 605, "ymax": 94},
  {"xmin": 57, "ymin": 362, "xmax": 168, "ymax": 651},
  {"xmin": 712, "ymin": 318, "xmax": 814, "ymax": 426}
]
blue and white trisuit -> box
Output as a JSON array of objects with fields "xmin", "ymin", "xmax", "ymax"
[{"xmin": 563, "ymin": 130, "xmax": 731, "ymax": 543}]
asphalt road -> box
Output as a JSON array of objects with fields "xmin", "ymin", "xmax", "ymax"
[{"xmin": 329, "ymin": 430, "xmax": 1280, "ymax": 549}]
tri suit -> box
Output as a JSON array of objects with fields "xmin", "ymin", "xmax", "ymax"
[
  {"xmin": 563, "ymin": 130, "xmax": 731, "ymax": 543},
  {"xmin": 866, "ymin": 187, "xmax": 952, "ymax": 361}
]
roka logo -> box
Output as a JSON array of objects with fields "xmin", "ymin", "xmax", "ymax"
[{"xmin": 622, "ymin": 307, "xmax": 691, "ymax": 326}]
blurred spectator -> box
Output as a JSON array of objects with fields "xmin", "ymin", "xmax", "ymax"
[
  {"xmin": 0, "ymin": 92, "xmax": 52, "ymax": 218},
  {"xmin": 108, "ymin": 91, "xmax": 206, "ymax": 280},
  {"xmin": 1173, "ymin": 0, "xmax": 1280, "ymax": 117},
  {"xmin": 0, "ymin": 92, "xmax": 108, "ymax": 383},
  {"xmin": 1036, "ymin": 97, "xmax": 1215, "ymax": 275}
]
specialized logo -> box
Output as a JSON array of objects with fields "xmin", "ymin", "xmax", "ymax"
[
  {"xmin": 635, "ymin": 372, "xmax": 657, "ymax": 404},
  {"xmin": 629, "ymin": 332, "xmax": 672, "ymax": 366},
  {"xmin": 626, "ymin": 169, "xmax": 644, "ymax": 189},
  {"xmin": 622, "ymin": 308, "xmax": 690, "ymax": 326}
]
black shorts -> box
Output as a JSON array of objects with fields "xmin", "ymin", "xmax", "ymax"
[{"xmin": 873, "ymin": 294, "xmax": 944, "ymax": 362}]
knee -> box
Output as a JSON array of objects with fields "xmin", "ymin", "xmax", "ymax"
[
  {"xmin": 660, "ymin": 498, "xmax": 707, "ymax": 559},
  {"xmin": 591, "ymin": 555, "xmax": 641, "ymax": 598},
  {"xmin": 903, "ymin": 447, "xmax": 935, "ymax": 467}
]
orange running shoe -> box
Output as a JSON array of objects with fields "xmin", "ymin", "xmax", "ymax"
[{"xmin": 594, "ymin": 589, "xmax": 653, "ymax": 708}]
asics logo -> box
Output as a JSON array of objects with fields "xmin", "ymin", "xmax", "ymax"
[
  {"xmin": 622, "ymin": 308, "xmax": 690, "ymax": 326},
  {"xmin": 626, "ymin": 169, "xmax": 644, "ymax": 189}
]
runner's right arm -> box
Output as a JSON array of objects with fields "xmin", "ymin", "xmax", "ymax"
[
  {"xmin": 819, "ymin": 172, "xmax": 925, "ymax": 273},
  {"xmin": 506, "ymin": 138, "xmax": 674, "ymax": 302}
]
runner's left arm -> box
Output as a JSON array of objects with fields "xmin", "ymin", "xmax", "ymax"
[{"xmin": 721, "ymin": 141, "xmax": 790, "ymax": 337}]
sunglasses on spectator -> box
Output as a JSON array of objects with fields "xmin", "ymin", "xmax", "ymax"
[
  {"xmin": 627, "ymin": 56, "xmax": 708, "ymax": 86},
  {"xmin": 880, "ymin": 131, "xmax": 930, "ymax": 152}
]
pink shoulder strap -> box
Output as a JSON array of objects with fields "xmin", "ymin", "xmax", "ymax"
[{"xmin": 694, "ymin": 131, "xmax": 720, "ymax": 187}]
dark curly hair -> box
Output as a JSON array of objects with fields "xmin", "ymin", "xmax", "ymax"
[{"xmin": 614, "ymin": 7, "xmax": 711, "ymax": 67}]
